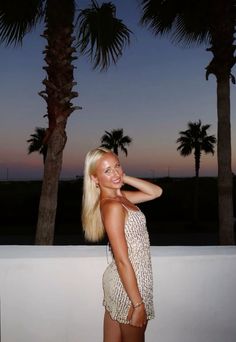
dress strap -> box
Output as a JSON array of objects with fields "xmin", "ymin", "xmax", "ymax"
[{"xmin": 120, "ymin": 202, "xmax": 140, "ymax": 212}]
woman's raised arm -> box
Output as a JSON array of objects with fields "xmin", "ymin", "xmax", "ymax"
[{"xmin": 122, "ymin": 175, "xmax": 162, "ymax": 204}]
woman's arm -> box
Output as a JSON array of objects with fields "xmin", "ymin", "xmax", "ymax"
[
  {"xmin": 101, "ymin": 200, "xmax": 147, "ymax": 327},
  {"xmin": 122, "ymin": 175, "xmax": 163, "ymax": 204}
]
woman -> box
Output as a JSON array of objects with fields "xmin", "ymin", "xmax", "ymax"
[{"xmin": 82, "ymin": 147, "xmax": 163, "ymax": 342}]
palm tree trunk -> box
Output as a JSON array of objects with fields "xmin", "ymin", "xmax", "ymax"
[
  {"xmin": 113, "ymin": 145, "xmax": 118, "ymax": 155},
  {"xmin": 193, "ymin": 176, "xmax": 199, "ymax": 223},
  {"xmin": 193, "ymin": 150, "xmax": 200, "ymax": 222},
  {"xmin": 35, "ymin": 0, "xmax": 77, "ymax": 245},
  {"xmin": 217, "ymin": 77, "xmax": 234, "ymax": 244},
  {"xmin": 194, "ymin": 149, "xmax": 200, "ymax": 178},
  {"xmin": 35, "ymin": 125, "xmax": 66, "ymax": 244}
]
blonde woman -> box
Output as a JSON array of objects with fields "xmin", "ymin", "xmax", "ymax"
[{"xmin": 82, "ymin": 147, "xmax": 163, "ymax": 342}]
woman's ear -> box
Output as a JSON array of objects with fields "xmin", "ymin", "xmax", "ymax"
[{"xmin": 91, "ymin": 175, "xmax": 98, "ymax": 186}]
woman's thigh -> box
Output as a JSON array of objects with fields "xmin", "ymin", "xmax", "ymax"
[
  {"xmin": 120, "ymin": 322, "xmax": 147, "ymax": 342},
  {"xmin": 103, "ymin": 310, "xmax": 122, "ymax": 342}
]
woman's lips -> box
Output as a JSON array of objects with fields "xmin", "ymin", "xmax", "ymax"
[{"xmin": 113, "ymin": 178, "xmax": 121, "ymax": 184}]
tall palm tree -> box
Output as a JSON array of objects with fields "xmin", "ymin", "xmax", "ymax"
[
  {"xmin": 140, "ymin": 0, "xmax": 235, "ymax": 244},
  {"xmin": 100, "ymin": 128, "xmax": 132, "ymax": 156},
  {"xmin": 0, "ymin": 0, "xmax": 131, "ymax": 245},
  {"xmin": 176, "ymin": 120, "xmax": 216, "ymax": 178},
  {"xmin": 27, "ymin": 127, "xmax": 48, "ymax": 164}
]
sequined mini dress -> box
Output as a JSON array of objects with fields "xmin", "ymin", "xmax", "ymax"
[{"xmin": 102, "ymin": 206, "xmax": 155, "ymax": 324}]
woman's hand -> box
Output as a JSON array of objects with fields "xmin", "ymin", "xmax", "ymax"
[
  {"xmin": 122, "ymin": 173, "xmax": 127, "ymax": 183},
  {"xmin": 129, "ymin": 304, "xmax": 147, "ymax": 328}
]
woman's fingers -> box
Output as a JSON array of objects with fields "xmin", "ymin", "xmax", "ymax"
[{"xmin": 127, "ymin": 303, "xmax": 147, "ymax": 327}]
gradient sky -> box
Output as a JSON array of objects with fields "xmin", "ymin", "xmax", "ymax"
[{"xmin": 0, "ymin": 0, "xmax": 235, "ymax": 180}]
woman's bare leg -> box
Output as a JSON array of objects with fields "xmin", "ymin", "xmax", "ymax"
[
  {"xmin": 120, "ymin": 323, "xmax": 147, "ymax": 342},
  {"xmin": 103, "ymin": 310, "xmax": 122, "ymax": 342}
]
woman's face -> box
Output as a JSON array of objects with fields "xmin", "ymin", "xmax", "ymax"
[{"xmin": 92, "ymin": 152, "xmax": 123, "ymax": 190}]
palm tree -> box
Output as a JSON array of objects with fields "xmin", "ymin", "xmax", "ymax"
[
  {"xmin": 0, "ymin": 0, "xmax": 131, "ymax": 245},
  {"xmin": 140, "ymin": 0, "xmax": 235, "ymax": 244},
  {"xmin": 27, "ymin": 127, "xmax": 48, "ymax": 164},
  {"xmin": 100, "ymin": 128, "xmax": 132, "ymax": 156},
  {"xmin": 176, "ymin": 120, "xmax": 216, "ymax": 178},
  {"xmin": 177, "ymin": 120, "xmax": 216, "ymax": 221}
]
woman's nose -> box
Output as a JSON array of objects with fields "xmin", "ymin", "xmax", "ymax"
[{"xmin": 113, "ymin": 168, "xmax": 119, "ymax": 176}]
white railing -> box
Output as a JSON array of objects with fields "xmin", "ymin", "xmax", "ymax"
[{"xmin": 0, "ymin": 245, "xmax": 236, "ymax": 342}]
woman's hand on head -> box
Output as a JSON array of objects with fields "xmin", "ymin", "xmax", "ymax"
[{"xmin": 122, "ymin": 173, "xmax": 127, "ymax": 184}]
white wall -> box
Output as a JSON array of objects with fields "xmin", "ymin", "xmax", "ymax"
[{"xmin": 0, "ymin": 246, "xmax": 236, "ymax": 342}]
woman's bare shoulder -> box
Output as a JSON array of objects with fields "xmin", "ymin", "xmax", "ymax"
[
  {"xmin": 101, "ymin": 197, "xmax": 122, "ymax": 209},
  {"xmin": 100, "ymin": 198, "xmax": 125, "ymax": 216}
]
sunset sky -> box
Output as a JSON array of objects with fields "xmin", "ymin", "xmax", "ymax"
[{"xmin": 0, "ymin": 0, "xmax": 235, "ymax": 180}]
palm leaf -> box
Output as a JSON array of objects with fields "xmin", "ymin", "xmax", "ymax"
[
  {"xmin": 0, "ymin": 0, "xmax": 44, "ymax": 45},
  {"xmin": 140, "ymin": 0, "xmax": 211, "ymax": 47},
  {"xmin": 100, "ymin": 128, "xmax": 132, "ymax": 156},
  {"xmin": 76, "ymin": 1, "xmax": 131, "ymax": 70}
]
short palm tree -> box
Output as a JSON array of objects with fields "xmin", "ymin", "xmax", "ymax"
[
  {"xmin": 27, "ymin": 127, "xmax": 48, "ymax": 164},
  {"xmin": 0, "ymin": 0, "xmax": 131, "ymax": 244},
  {"xmin": 177, "ymin": 120, "xmax": 216, "ymax": 221},
  {"xmin": 140, "ymin": 0, "xmax": 235, "ymax": 244},
  {"xmin": 100, "ymin": 128, "xmax": 132, "ymax": 156},
  {"xmin": 176, "ymin": 120, "xmax": 216, "ymax": 178}
]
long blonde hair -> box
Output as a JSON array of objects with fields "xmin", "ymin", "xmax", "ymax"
[{"xmin": 82, "ymin": 147, "xmax": 111, "ymax": 242}]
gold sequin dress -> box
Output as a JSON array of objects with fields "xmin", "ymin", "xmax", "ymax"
[{"xmin": 102, "ymin": 206, "xmax": 155, "ymax": 324}]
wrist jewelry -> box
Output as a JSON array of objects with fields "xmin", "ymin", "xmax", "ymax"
[{"xmin": 133, "ymin": 300, "xmax": 144, "ymax": 309}]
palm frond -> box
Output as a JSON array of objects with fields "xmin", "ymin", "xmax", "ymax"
[
  {"xmin": 100, "ymin": 128, "xmax": 132, "ymax": 156},
  {"xmin": 0, "ymin": 0, "xmax": 44, "ymax": 45},
  {"xmin": 140, "ymin": 0, "xmax": 211, "ymax": 47},
  {"xmin": 120, "ymin": 145, "xmax": 128, "ymax": 156},
  {"xmin": 76, "ymin": 1, "xmax": 131, "ymax": 70},
  {"xmin": 140, "ymin": 0, "xmax": 180, "ymax": 35},
  {"xmin": 120, "ymin": 136, "xmax": 132, "ymax": 145},
  {"xmin": 27, "ymin": 127, "xmax": 47, "ymax": 154}
]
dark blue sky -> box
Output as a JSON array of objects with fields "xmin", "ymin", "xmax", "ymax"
[{"xmin": 0, "ymin": 0, "xmax": 235, "ymax": 179}]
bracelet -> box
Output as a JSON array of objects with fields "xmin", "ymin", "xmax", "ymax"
[{"xmin": 133, "ymin": 300, "xmax": 144, "ymax": 309}]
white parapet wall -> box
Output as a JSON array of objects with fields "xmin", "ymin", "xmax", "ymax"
[{"xmin": 0, "ymin": 245, "xmax": 236, "ymax": 342}]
